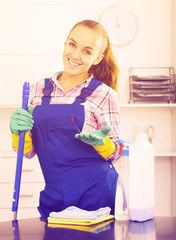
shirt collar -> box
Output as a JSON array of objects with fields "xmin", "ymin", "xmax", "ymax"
[{"xmin": 50, "ymin": 72, "xmax": 93, "ymax": 89}]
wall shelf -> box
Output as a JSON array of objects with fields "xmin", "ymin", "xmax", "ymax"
[
  {"xmin": 120, "ymin": 103, "xmax": 176, "ymax": 108},
  {"xmin": 0, "ymin": 105, "xmax": 21, "ymax": 109},
  {"xmin": 155, "ymin": 150, "xmax": 176, "ymax": 157}
]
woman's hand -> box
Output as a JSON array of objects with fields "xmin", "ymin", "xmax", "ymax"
[
  {"xmin": 10, "ymin": 105, "xmax": 34, "ymax": 135},
  {"xmin": 75, "ymin": 126, "xmax": 111, "ymax": 146}
]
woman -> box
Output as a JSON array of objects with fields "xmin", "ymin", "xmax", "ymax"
[{"xmin": 10, "ymin": 20, "xmax": 121, "ymax": 217}]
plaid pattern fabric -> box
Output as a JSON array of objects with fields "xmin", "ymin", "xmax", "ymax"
[{"xmin": 26, "ymin": 72, "xmax": 120, "ymax": 161}]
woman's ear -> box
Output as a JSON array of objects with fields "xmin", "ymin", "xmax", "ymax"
[{"xmin": 93, "ymin": 53, "xmax": 104, "ymax": 66}]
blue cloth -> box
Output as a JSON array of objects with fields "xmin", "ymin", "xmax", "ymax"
[{"xmin": 31, "ymin": 78, "xmax": 118, "ymax": 217}]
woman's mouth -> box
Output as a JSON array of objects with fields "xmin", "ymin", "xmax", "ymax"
[{"xmin": 68, "ymin": 58, "xmax": 81, "ymax": 67}]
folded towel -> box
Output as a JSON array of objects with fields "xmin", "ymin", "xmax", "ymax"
[
  {"xmin": 47, "ymin": 214, "xmax": 114, "ymax": 226},
  {"xmin": 47, "ymin": 218, "xmax": 113, "ymax": 232},
  {"xmin": 49, "ymin": 206, "xmax": 111, "ymax": 220}
]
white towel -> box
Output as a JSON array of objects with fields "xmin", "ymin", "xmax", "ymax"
[{"xmin": 49, "ymin": 206, "xmax": 111, "ymax": 220}]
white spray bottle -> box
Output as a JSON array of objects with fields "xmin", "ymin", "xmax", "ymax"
[{"xmin": 129, "ymin": 133, "xmax": 155, "ymax": 221}]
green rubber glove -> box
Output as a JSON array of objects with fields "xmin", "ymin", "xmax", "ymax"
[
  {"xmin": 10, "ymin": 105, "xmax": 34, "ymax": 135},
  {"xmin": 75, "ymin": 126, "xmax": 111, "ymax": 146}
]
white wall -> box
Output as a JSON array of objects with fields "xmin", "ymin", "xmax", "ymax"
[
  {"xmin": 69, "ymin": 0, "xmax": 173, "ymax": 103},
  {"xmin": 0, "ymin": 0, "xmax": 173, "ymax": 104},
  {"xmin": 172, "ymin": 0, "xmax": 176, "ymax": 70},
  {"xmin": 0, "ymin": 0, "xmax": 175, "ymax": 217}
]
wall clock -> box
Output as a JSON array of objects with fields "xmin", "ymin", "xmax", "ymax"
[{"xmin": 99, "ymin": 6, "xmax": 138, "ymax": 46}]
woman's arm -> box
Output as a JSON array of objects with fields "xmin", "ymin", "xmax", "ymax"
[{"xmin": 95, "ymin": 88, "xmax": 121, "ymax": 162}]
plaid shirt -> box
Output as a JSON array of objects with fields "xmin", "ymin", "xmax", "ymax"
[{"xmin": 26, "ymin": 72, "xmax": 120, "ymax": 161}]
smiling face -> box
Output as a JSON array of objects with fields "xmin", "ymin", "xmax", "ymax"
[{"xmin": 62, "ymin": 25, "xmax": 104, "ymax": 80}]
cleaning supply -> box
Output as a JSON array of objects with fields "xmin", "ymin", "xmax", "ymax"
[
  {"xmin": 92, "ymin": 135, "xmax": 116, "ymax": 159},
  {"xmin": 48, "ymin": 206, "xmax": 114, "ymax": 226},
  {"xmin": 114, "ymin": 140, "xmax": 130, "ymax": 221},
  {"xmin": 10, "ymin": 105, "xmax": 34, "ymax": 135},
  {"xmin": 75, "ymin": 126, "xmax": 116, "ymax": 159},
  {"xmin": 48, "ymin": 218, "xmax": 113, "ymax": 232},
  {"xmin": 49, "ymin": 206, "xmax": 111, "ymax": 220},
  {"xmin": 129, "ymin": 133, "xmax": 155, "ymax": 221},
  {"xmin": 10, "ymin": 105, "xmax": 34, "ymax": 154},
  {"xmin": 12, "ymin": 82, "xmax": 30, "ymax": 220},
  {"xmin": 11, "ymin": 131, "xmax": 33, "ymax": 154},
  {"xmin": 48, "ymin": 214, "xmax": 114, "ymax": 226}
]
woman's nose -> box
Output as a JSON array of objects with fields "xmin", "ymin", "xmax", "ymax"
[{"xmin": 71, "ymin": 49, "xmax": 81, "ymax": 59}]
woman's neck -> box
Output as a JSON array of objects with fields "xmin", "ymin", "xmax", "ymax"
[{"xmin": 58, "ymin": 72, "xmax": 89, "ymax": 92}]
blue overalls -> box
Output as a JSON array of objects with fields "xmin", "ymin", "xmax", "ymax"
[{"xmin": 31, "ymin": 78, "xmax": 118, "ymax": 217}]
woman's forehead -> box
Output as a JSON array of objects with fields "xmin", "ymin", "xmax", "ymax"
[{"xmin": 68, "ymin": 25, "xmax": 103, "ymax": 51}]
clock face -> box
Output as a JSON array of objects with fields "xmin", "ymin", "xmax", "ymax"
[{"xmin": 99, "ymin": 6, "xmax": 138, "ymax": 46}]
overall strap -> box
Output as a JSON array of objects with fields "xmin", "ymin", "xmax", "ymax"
[
  {"xmin": 74, "ymin": 78, "xmax": 102, "ymax": 104},
  {"xmin": 42, "ymin": 78, "xmax": 54, "ymax": 105}
]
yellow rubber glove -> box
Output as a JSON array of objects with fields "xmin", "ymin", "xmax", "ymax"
[
  {"xmin": 75, "ymin": 126, "xmax": 116, "ymax": 159},
  {"xmin": 93, "ymin": 136, "xmax": 116, "ymax": 159},
  {"xmin": 11, "ymin": 131, "xmax": 33, "ymax": 154}
]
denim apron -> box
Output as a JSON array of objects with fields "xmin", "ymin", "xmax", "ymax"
[{"xmin": 31, "ymin": 78, "xmax": 118, "ymax": 217}]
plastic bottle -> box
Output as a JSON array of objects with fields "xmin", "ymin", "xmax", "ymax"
[
  {"xmin": 115, "ymin": 140, "xmax": 130, "ymax": 221},
  {"xmin": 129, "ymin": 133, "xmax": 155, "ymax": 222}
]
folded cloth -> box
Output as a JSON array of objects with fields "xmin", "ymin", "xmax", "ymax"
[
  {"xmin": 47, "ymin": 214, "xmax": 114, "ymax": 226},
  {"xmin": 47, "ymin": 218, "xmax": 113, "ymax": 232},
  {"xmin": 49, "ymin": 206, "xmax": 111, "ymax": 220}
]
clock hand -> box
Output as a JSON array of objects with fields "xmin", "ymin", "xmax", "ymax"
[{"xmin": 115, "ymin": 18, "xmax": 120, "ymax": 28}]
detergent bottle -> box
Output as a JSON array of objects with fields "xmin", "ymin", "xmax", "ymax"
[
  {"xmin": 129, "ymin": 133, "xmax": 155, "ymax": 221},
  {"xmin": 115, "ymin": 140, "xmax": 130, "ymax": 221}
]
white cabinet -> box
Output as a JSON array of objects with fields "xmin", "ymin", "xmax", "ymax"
[
  {"xmin": 0, "ymin": 152, "xmax": 44, "ymax": 222},
  {"xmin": 120, "ymin": 104, "xmax": 176, "ymax": 217},
  {"xmin": 0, "ymin": 111, "xmax": 44, "ymax": 222}
]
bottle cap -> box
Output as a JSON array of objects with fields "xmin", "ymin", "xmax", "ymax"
[{"xmin": 118, "ymin": 139, "xmax": 130, "ymax": 157}]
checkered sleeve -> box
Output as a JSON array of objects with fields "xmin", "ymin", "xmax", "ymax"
[
  {"xmin": 82, "ymin": 84, "xmax": 121, "ymax": 162},
  {"xmin": 95, "ymin": 88, "xmax": 121, "ymax": 162}
]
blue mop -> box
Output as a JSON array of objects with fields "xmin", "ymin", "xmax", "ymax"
[{"xmin": 12, "ymin": 82, "xmax": 30, "ymax": 220}]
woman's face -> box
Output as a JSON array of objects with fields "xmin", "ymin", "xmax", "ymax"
[{"xmin": 63, "ymin": 25, "xmax": 104, "ymax": 79}]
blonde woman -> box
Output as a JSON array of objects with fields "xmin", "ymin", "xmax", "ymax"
[{"xmin": 10, "ymin": 20, "xmax": 121, "ymax": 217}]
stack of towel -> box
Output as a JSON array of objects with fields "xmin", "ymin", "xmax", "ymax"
[{"xmin": 47, "ymin": 206, "xmax": 114, "ymax": 229}]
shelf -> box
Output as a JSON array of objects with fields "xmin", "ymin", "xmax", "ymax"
[
  {"xmin": 155, "ymin": 150, "xmax": 176, "ymax": 157},
  {"xmin": 129, "ymin": 67, "xmax": 176, "ymax": 104},
  {"xmin": 120, "ymin": 103, "xmax": 176, "ymax": 108},
  {"xmin": 0, "ymin": 105, "xmax": 21, "ymax": 109},
  {"xmin": 0, "ymin": 150, "xmax": 17, "ymax": 158}
]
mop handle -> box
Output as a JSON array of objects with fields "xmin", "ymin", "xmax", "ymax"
[{"xmin": 12, "ymin": 82, "xmax": 30, "ymax": 220}]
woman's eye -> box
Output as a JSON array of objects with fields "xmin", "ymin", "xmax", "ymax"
[
  {"xmin": 84, "ymin": 50, "xmax": 91, "ymax": 55},
  {"xmin": 69, "ymin": 42, "xmax": 75, "ymax": 47}
]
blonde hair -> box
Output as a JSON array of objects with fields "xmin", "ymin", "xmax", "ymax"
[{"xmin": 69, "ymin": 20, "xmax": 120, "ymax": 91}]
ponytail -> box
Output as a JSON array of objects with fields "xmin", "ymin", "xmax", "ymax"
[
  {"xmin": 70, "ymin": 20, "xmax": 120, "ymax": 91},
  {"xmin": 88, "ymin": 37, "xmax": 119, "ymax": 91}
]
